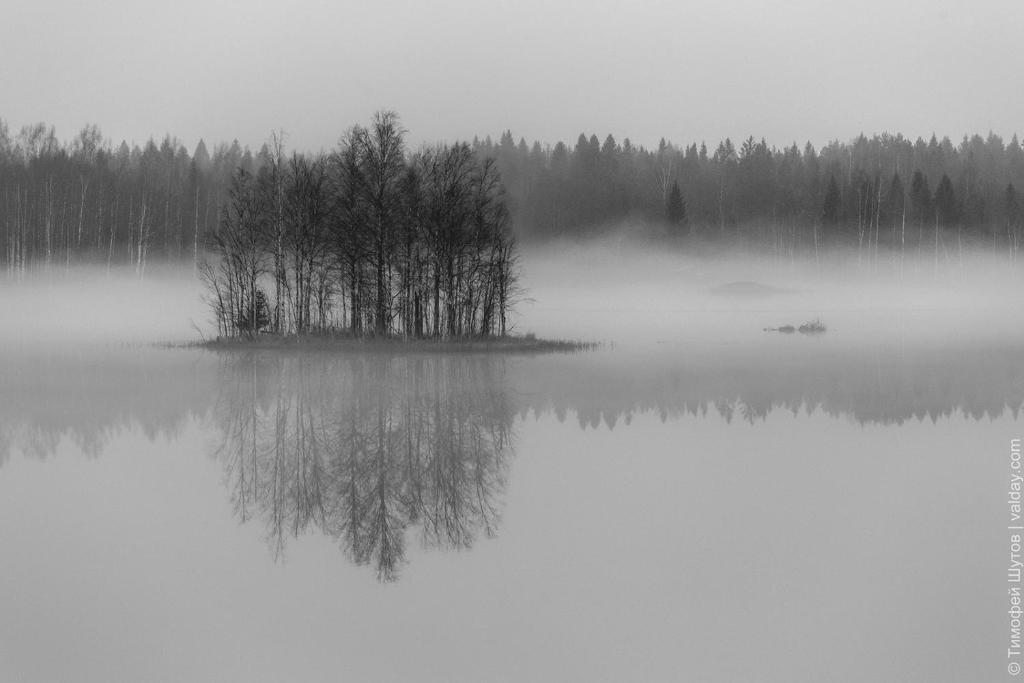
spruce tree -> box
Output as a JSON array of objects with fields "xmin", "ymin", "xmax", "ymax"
[
  {"xmin": 884, "ymin": 171, "xmax": 905, "ymax": 223},
  {"xmin": 909, "ymin": 170, "xmax": 932, "ymax": 224},
  {"xmin": 822, "ymin": 174, "xmax": 841, "ymax": 224},
  {"xmin": 666, "ymin": 180, "xmax": 687, "ymax": 228},
  {"xmin": 1006, "ymin": 184, "xmax": 1020, "ymax": 225},
  {"xmin": 1007, "ymin": 184, "xmax": 1021, "ymax": 243},
  {"xmin": 934, "ymin": 174, "xmax": 958, "ymax": 226}
]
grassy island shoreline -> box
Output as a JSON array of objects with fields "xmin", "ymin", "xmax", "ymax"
[{"xmin": 186, "ymin": 333, "xmax": 596, "ymax": 354}]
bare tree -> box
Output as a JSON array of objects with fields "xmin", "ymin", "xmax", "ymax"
[{"xmin": 200, "ymin": 168, "xmax": 269, "ymax": 336}]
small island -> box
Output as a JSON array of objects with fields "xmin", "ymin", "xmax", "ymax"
[
  {"xmin": 197, "ymin": 332, "xmax": 592, "ymax": 354},
  {"xmin": 199, "ymin": 112, "xmax": 569, "ymax": 352}
]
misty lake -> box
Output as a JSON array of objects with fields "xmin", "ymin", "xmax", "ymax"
[{"xmin": 1, "ymin": 247, "xmax": 1020, "ymax": 682}]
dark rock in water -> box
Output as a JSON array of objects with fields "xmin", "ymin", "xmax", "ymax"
[
  {"xmin": 798, "ymin": 320, "xmax": 827, "ymax": 334},
  {"xmin": 712, "ymin": 281, "xmax": 789, "ymax": 297},
  {"xmin": 765, "ymin": 319, "xmax": 826, "ymax": 335}
]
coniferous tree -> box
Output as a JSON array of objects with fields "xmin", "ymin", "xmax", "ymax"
[
  {"xmin": 884, "ymin": 172, "xmax": 905, "ymax": 223},
  {"xmin": 1006, "ymin": 183, "xmax": 1021, "ymax": 250},
  {"xmin": 1008, "ymin": 184, "xmax": 1021, "ymax": 226},
  {"xmin": 666, "ymin": 180, "xmax": 686, "ymax": 229},
  {"xmin": 910, "ymin": 170, "xmax": 933, "ymax": 228},
  {"xmin": 934, "ymin": 174, "xmax": 958, "ymax": 226},
  {"xmin": 822, "ymin": 174, "xmax": 841, "ymax": 224}
]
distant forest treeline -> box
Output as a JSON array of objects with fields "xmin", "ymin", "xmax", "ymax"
[
  {"xmin": 1, "ymin": 119, "xmax": 1022, "ymax": 277},
  {"xmin": 486, "ymin": 130, "xmax": 1024, "ymax": 249}
]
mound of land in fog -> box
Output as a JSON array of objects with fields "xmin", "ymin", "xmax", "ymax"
[{"xmin": 193, "ymin": 332, "xmax": 595, "ymax": 354}]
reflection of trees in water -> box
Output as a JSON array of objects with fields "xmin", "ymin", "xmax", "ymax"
[
  {"xmin": 524, "ymin": 345, "xmax": 1024, "ymax": 428},
  {"xmin": 3, "ymin": 343, "xmax": 1024, "ymax": 471},
  {"xmin": 0, "ymin": 349, "xmax": 212, "ymax": 465},
  {"xmin": 2, "ymin": 343, "xmax": 1024, "ymax": 470},
  {"xmin": 213, "ymin": 354, "xmax": 515, "ymax": 581},
  {"xmin": 2, "ymin": 343, "xmax": 1024, "ymax": 578}
]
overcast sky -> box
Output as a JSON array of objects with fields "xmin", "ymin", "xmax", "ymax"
[{"xmin": 2, "ymin": 0, "xmax": 1020, "ymax": 153}]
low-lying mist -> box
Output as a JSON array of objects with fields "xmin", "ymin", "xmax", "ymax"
[
  {"xmin": 0, "ymin": 265, "xmax": 206, "ymax": 347},
  {"xmin": 520, "ymin": 238, "xmax": 1024, "ymax": 347},
  {"xmin": 2, "ymin": 242, "xmax": 1024, "ymax": 348}
]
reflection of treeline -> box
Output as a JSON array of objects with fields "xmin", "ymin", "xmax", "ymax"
[
  {"xmin": 202, "ymin": 112, "xmax": 519, "ymax": 340},
  {"xmin": 213, "ymin": 354, "xmax": 514, "ymax": 581},
  {"xmin": 0, "ymin": 349, "xmax": 211, "ymax": 465},
  {"xmin": 522, "ymin": 345, "xmax": 1024, "ymax": 428},
  {"xmin": 3, "ymin": 343, "xmax": 1024, "ymax": 466}
]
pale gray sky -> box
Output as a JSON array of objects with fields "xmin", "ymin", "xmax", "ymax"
[{"xmin": 1, "ymin": 0, "xmax": 1020, "ymax": 153}]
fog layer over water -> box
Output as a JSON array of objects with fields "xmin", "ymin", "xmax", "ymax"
[
  {"xmin": 4, "ymin": 243, "xmax": 1024, "ymax": 346},
  {"xmin": 0, "ymin": 245, "xmax": 1020, "ymax": 682},
  {"xmin": 521, "ymin": 240, "xmax": 1024, "ymax": 347},
  {"xmin": 0, "ymin": 265, "xmax": 205, "ymax": 346}
]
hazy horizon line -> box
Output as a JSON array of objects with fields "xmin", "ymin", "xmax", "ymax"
[{"xmin": 2, "ymin": 115, "xmax": 1021, "ymax": 158}]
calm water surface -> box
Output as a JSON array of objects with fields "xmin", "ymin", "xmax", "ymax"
[{"xmin": 0, "ymin": 263, "xmax": 1020, "ymax": 682}]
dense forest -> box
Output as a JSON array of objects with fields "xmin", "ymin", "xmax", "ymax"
[
  {"xmin": 0, "ymin": 116, "xmax": 1022, "ymax": 283},
  {"xmin": 484, "ymin": 130, "xmax": 1024, "ymax": 255}
]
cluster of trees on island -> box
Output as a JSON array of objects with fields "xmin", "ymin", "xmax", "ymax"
[
  {"xmin": 201, "ymin": 112, "xmax": 518, "ymax": 339},
  {"xmin": 0, "ymin": 114, "xmax": 1022, "ymax": 282}
]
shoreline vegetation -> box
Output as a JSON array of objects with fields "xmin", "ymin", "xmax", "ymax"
[{"xmin": 189, "ymin": 332, "xmax": 596, "ymax": 354}]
